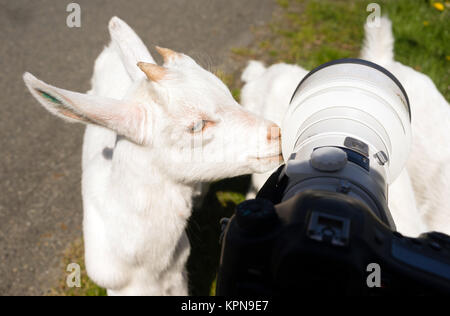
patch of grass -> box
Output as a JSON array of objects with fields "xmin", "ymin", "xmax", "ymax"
[
  {"xmin": 235, "ymin": 0, "xmax": 449, "ymax": 101},
  {"xmin": 216, "ymin": 191, "xmax": 246, "ymax": 207},
  {"xmin": 49, "ymin": 238, "xmax": 106, "ymax": 296},
  {"xmin": 384, "ymin": 0, "xmax": 449, "ymax": 100},
  {"xmin": 232, "ymin": 0, "xmax": 366, "ymax": 70},
  {"xmin": 277, "ymin": 0, "xmax": 290, "ymax": 9},
  {"xmin": 215, "ymin": 69, "xmax": 242, "ymax": 101},
  {"xmin": 230, "ymin": 47, "xmax": 257, "ymax": 58}
]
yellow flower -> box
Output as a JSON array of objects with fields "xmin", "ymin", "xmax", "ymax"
[
  {"xmin": 433, "ymin": 2, "xmax": 445, "ymax": 11},
  {"xmin": 423, "ymin": 21, "xmax": 429, "ymax": 26},
  {"xmin": 446, "ymin": 56, "xmax": 450, "ymax": 61}
]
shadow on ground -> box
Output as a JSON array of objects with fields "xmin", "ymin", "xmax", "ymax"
[{"xmin": 187, "ymin": 176, "xmax": 250, "ymax": 296}]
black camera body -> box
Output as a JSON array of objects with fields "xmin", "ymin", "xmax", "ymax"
[{"xmin": 216, "ymin": 166, "xmax": 450, "ymax": 295}]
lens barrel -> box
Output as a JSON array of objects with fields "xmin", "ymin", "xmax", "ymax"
[{"xmin": 283, "ymin": 59, "xmax": 411, "ymax": 183}]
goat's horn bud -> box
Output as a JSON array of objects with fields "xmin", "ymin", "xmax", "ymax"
[
  {"xmin": 137, "ymin": 62, "xmax": 166, "ymax": 81},
  {"xmin": 155, "ymin": 46, "xmax": 181, "ymax": 64}
]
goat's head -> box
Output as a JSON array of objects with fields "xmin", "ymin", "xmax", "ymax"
[{"xmin": 23, "ymin": 17, "xmax": 281, "ymax": 183}]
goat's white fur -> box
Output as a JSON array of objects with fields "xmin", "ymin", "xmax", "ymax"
[
  {"xmin": 23, "ymin": 17, "xmax": 281, "ymax": 295},
  {"xmin": 242, "ymin": 16, "xmax": 449, "ymax": 237}
]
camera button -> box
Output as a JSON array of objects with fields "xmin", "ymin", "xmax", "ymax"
[{"xmin": 311, "ymin": 147, "xmax": 347, "ymax": 172}]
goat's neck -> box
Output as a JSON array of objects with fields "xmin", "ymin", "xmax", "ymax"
[{"xmin": 108, "ymin": 139, "xmax": 194, "ymax": 219}]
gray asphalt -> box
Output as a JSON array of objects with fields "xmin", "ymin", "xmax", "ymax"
[{"xmin": 0, "ymin": 0, "xmax": 275, "ymax": 295}]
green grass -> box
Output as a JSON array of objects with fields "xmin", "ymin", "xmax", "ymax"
[
  {"xmin": 233, "ymin": 0, "xmax": 449, "ymax": 101},
  {"xmin": 51, "ymin": 0, "xmax": 449, "ymax": 296},
  {"xmin": 50, "ymin": 239, "xmax": 107, "ymax": 296},
  {"xmin": 384, "ymin": 0, "xmax": 449, "ymax": 99}
]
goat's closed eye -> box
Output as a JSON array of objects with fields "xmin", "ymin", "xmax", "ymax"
[
  {"xmin": 190, "ymin": 120, "xmax": 206, "ymax": 133},
  {"xmin": 189, "ymin": 120, "xmax": 214, "ymax": 133}
]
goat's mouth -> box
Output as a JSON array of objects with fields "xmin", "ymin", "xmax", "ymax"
[{"xmin": 250, "ymin": 153, "xmax": 283, "ymax": 162}]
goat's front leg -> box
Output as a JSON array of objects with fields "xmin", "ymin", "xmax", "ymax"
[{"xmin": 160, "ymin": 231, "xmax": 191, "ymax": 296}]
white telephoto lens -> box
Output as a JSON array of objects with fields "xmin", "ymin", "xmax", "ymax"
[{"xmin": 282, "ymin": 59, "xmax": 411, "ymax": 184}]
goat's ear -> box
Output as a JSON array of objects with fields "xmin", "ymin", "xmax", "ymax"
[
  {"xmin": 108, "ymin": 16, "xmax": 155, "ymax": 81},
  {"xmin": 23, "ymin": 72, "xmax": 149, "ymax": 144}
]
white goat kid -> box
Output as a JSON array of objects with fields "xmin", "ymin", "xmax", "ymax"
[
  {"xmin": 241, "ymin": 17, "xmax": 449, "ymax": 237},
  {"xmin": 23, "ymin": 17, "xmax": 281, "ymax": 296}
]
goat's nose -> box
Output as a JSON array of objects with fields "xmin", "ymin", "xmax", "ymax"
[{"xmin": 267, "ymin": 123, "xmax": 281, "ymax": 141}]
